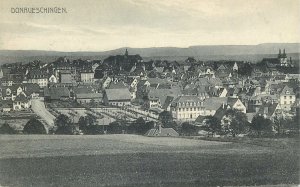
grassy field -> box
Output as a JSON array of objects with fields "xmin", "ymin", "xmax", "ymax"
[{"xmin": 0, "ymin": 135, "xmax": 298, "ymax": 187}]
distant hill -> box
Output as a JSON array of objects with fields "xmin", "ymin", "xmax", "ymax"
[{"xmin": 0, "ymin": 43, "xmax": 299, "ymax": 65}]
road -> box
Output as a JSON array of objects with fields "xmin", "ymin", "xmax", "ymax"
[{"xmin": 31, "ymin": 99, "xmax": 56, "ymax": 128}]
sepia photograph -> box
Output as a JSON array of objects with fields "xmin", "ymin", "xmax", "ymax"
[{"xmin": 0, "ymin": 0, "xmax": 299, "ymax": 186}]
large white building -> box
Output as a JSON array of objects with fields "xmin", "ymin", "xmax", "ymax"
[
  {"xmin": 170, "ymin": 96, "xmax": 204, "ymax": 121},
  {"xmin": 279, "ymin": 85, "xmax": 296, "ymax": 111},
  {"xmin": 80, "ymin": 71, "xmax": 94, "ymax": 83}
]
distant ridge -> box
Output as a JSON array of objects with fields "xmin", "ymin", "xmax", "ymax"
[
  {"xmin": 0, "ymin": 43, "xmax": 299, "ymax": 64},
  {"xmin": 0, "ymin": 43, "xmax": 299, "ymax": 57}
]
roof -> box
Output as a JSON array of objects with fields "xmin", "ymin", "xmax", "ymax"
[
  {"xmin": 0, "ymin": 99, "xmax": 13, "ymax": 108},
  {"xmin": 147, "ymin": 78, "xmax": 168, "ymax": 85},
  {"xmin": 213, "ymin": 106, "xmax": 228, "ymax": 120},
  {"xmin": 208, "ymin": 78, "xmax": 223, "ymax": 86},
  {"xmin": 27, "ymin": 69, "xmax": 48, "ymax": 79},
  {"xmin": 76, "ymin": 93, "xmax": 103, "ymax": 99},
  {"xmin": 203, "ymin": 97, "xmax": 228, "ymax": 110},
  {"xmin": 73, "ymin": 86, "xmax": 94, "ymax": 94},
  {"xmin": 171, "ymin": 95, "xmax": 203, "ymax": 107},
  {"xmin": 107, "ymin": 81, "xmax": 128, "ymax": 89},
  {"xmin": 280, "ymin": 85, "xmax": 295, "ymax": 95},
  {"xmin": 44, "ymin": 87, "xmax": 70, "ymax": 100},
  {"xmin": 256, "ymin": 103, "xmax": 279, "ymax": 117},
  {"xmin": 145, "ymin": 127, "xmax": 179, "ymax": 137},
  {"xmin": 23, "ymin": 83, "xmax": 40, "ymax": 96},
  {"xmin": 14, "ymin": 93, "xmax": 29, "ymax": 102},
  {"xmin": 148, "ymin": 88, "xmax": 181, "ymax": 107},
  {"xmin": 105, "ymin": 88, "xmax": 131, "ymax": 101}
]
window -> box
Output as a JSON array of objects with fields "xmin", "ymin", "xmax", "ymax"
[
  {"xmin": 290, "ymin": 101, "xmax": 293, "ymax": 104},
  {"xmin": 290, "ymin": 96, "xmax": 292, "ymax": 99},
  {"xmin": 284, "ymin": 101, "xmax": 286, "ymax": 104},
  {"xmin": 284, "ymin": 96, "xmax": 286, "ymax": 99}
]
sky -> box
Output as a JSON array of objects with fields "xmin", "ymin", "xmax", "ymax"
[{"xmin": 0, "ymin": 0, "xmax": 299, "ymax": 51}]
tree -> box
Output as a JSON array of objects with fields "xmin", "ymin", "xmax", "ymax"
[
  {"xmin": 203, "ymin": 116, "xmax": 221, "ymax": 136},
  {"xmin": 250, "ymin": 115, "xmax": 273, "ymax": 136},
  {"xmin": 158, "ymin": 111, "xmax": 173, "ymax": 127},
  {"xmin": 238, "ymin": 63, "xmax": 253, "ymax": 77},
  {"xmin": 273, "ymin": 113, "xmax": 295, "ymax": 135},
  {"xmin": 78, "ymin": 114, "xmax": 101, "ymax": 134},
  {"xmin": 107, "ymin": 121, "xmax": 123, "ymax": 134},
  {"xmin": 224, "ymin": 109, "xmax": 248, "ymax": 137},
  {"xmin": 54, "ymin": 114, "xmax": 75, "ymax": 135},
  {"xmin": 180, "ymin": 122, "xmax": 197, "ymax": 136},
  {"xmin": 0, "ymin": 123, "xmax": 17, "ymax": 134},
  {"xmin": 23, "ymin": 118, "xmax": 47, "ymax": 134},
  {"xmin": 127, "ymin": 117, "xmax": 149, "ymax": 134}
]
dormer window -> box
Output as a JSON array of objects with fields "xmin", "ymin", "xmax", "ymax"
[
  {"xmin": 6, "ymin": 89, "xmax": 11, "ymax": 95},
  {"xmin": 286, "ymin": 91, "xmax": 290, "ymax": 94}
]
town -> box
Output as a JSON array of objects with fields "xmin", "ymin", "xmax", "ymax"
[{"xmin": 0, "ymin": 48, "xmax": 299, "ymax": 137}]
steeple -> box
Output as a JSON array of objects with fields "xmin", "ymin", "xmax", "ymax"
[
  {"xmin": 125, "ymin": 49, "xmax": 128, "ymax": 56},
  {"xmin": 282, "ymin": 48, "xmax": 287, "ymax": 58},
  {"xmin": 278, "ymin": 49, "xmax": 281, "ymax": 58}
]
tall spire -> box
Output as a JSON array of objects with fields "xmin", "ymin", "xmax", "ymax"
[
  {"xmin": 278, "ymin": 49, "xmax": 282, "ymax": 58},
  {"xmin": 125, "ymin": 49, "xmax": 128, "ymax": 56}
]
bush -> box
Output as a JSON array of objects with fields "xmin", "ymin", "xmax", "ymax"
[
  {"xmin": 107, "ymin": 121, "xmax": 123, "ymax": 134},
  {"xmin": 180, "ymin": 122, "xmax": 197, "ymax": 136},
  {"xmin": 0, "ymin": 123, "xmax": 17, "ymax": 134},
  {"xmin": 54, "ymin": 114, "xmax": 76, "ymax": 135},
  {"xmin": 23, "ymin": 118, "xmax": 47, "ymax": 134}
]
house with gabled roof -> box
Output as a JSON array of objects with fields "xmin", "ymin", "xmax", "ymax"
[
  {"xmin": 279, "ymin": 85, "xmax": 296, "ymax": 111},
  {"xmin": 145, "ymin": 123, "xmax": 179, "ymax": 137},
  {"xmin": 44, "ymin": 87, "xmax": 70, "ymax": 102},
  {"xmin": 13, "ymin": 92, "xmax": 30, "ymax": 111},
  {"xmin": 256, "ymin": 102, "xmax": 281, "ymax": 119},
  {"xmin": 203, "ymin": 97, "xmax": 246, "ymax": 116},
  {"xmin": 103, "ymin": 88, "xmax": 131, "ymax": 106},
  {"xmin": 147, "ymin": 87, "xmax": 181, "ymax": 110},
  {"xmin": 27, "ymin": 69, "xmax": 49, "ymax": 88}
]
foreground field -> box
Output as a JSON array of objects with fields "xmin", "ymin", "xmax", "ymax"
[{"xmin": 0, "ymin": 135, "xmax": 299, "ymax": 187}]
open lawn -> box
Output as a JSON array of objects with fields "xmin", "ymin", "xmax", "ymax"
[{"xmin": 0, "ymin": 135, "xmax": 299, "ymax": 187}]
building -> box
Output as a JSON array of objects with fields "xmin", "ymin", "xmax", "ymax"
[
  {"xmin": 44, "ymin": 87, "xmax": 70, "ymax": 101},
  {"xmin": 13, "ymin": 92, "xmax": 30, "ymax": 111},
  {"xmin": 262, "ymin": 49, "xmax": 292, "ymax": 67},
  {"xmin": 27, "ymin": 69, "xmax": 48, "ymax": 88},
  {"xmin": 76, "ymin": 93, "xmax": 103, "ymax": 104},
  {"xmin": 80, "ymin": 70, "xmax": 94, "ymax": 83},
  {"xmin": 279, "ymin": 85, "xmax": 296, "ymax": 111},
  {"xmin": 103, "ymin": 88, "xmax": 131, "ymax": 106},
  {"xmin": 170, "ymin": 96, "xmax": 204, "ymax": 121},
  {"xmin": 49, "ymin": 75, "xmax": 58, "ymax": 83},
  {"xmin": 145, "ymin": 124, "xmax": 179, "ymax": 137}
]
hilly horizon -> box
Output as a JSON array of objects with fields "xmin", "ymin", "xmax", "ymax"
[{"xmin": 0, "ymin": 43, "xmax": 299, "ymax": 64}]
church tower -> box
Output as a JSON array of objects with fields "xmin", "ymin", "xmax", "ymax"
[{"xmin": 278, "ymin": 48, "xmax": 288, "ymax": 66}]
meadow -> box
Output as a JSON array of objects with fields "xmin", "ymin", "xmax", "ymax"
[{"xmin": 0, "ymin": 135, "xmax": 299, "ymax": 187}]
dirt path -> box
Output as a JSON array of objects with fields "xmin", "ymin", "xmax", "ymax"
[{"xmin": 31, "ymin": 99, "xmax": 55, "ymax": 128}]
